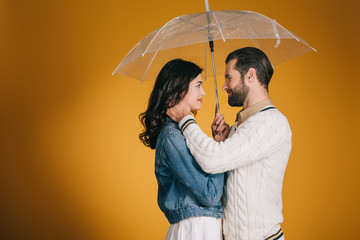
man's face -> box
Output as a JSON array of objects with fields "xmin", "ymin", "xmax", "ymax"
[{"xmin": 223, "ymin": 59, "xmax": 249, "ymax": 107}]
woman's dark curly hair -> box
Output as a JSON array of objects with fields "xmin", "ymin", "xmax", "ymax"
[{"xmin": 139, "ymin": 59, "xmax": 202, "ymax": 149}]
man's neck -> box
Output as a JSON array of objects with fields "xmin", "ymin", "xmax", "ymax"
[{"xmin": 243, "ymin": 93, "xmax": 270, "ymax": 109}]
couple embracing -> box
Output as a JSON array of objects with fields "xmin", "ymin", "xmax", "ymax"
[{"xmin": 139, "ymin": 47, "xmax": 291, "ymax": 240}]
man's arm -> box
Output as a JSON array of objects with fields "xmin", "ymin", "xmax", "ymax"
[{"xmin": 179, "ymin": 111, "xmax": 292, "ymax": 174}]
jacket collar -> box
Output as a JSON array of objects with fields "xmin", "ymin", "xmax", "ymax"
[{"xmin": 165, "ymin": 117, "xmax": 180, "ymax": 129}]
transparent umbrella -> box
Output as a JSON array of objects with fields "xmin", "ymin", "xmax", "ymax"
[{"xmin": 113, "ymin": 0, "xmax": 316, "ymax": 113}]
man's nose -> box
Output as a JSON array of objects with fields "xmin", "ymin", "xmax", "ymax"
[{"xmin": 222, "ymin": 83, "xmax": 227, "ymax": 91}]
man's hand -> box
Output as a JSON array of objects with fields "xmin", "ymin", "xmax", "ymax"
[
  {"xmin": 211, "ymin": 105, "xmax": 230, "ymax": 142},
  {"xmin": 166, "ymin": 100, "xmax": 191, "ymax": 122}
]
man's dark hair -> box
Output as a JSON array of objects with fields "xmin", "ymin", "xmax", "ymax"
[{"xmin": 225, "ymin": 47, "xmax": 274, "ymax": 90}]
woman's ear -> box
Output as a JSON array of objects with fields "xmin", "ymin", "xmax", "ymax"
[{"xmin": 167, "ymin": 98, "xmax": 176, "ymax": 108}]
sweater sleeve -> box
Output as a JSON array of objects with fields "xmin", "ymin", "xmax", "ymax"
[{"xmin": 179, "ymin": 111, "xmax": 292, "ymax": 174}]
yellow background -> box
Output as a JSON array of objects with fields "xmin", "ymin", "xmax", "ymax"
[{"xmin": 1, "ymin": 0, "xmax": 359, "ymax": 239}]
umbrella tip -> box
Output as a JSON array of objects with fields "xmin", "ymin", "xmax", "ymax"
[{"xmin": 205, "ymin": 0, "xmax": 210, "ymax": 12}]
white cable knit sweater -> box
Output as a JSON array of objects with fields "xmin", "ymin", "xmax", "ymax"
[{"xmin": 179, "ymin": 104, "xmax": 292, "ymax": 240}]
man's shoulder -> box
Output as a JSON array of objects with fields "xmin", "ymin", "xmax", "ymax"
[
  {"xmin": 259, "ymin": 106, "xmax": 287, "ymax": 118},
  {"xmin": 245, "ymin": 107, "xmax": 290, "ymax": 127},
  {"xmin": 271, "ymin": 108, "xmax": 289, "ymax": 123}
]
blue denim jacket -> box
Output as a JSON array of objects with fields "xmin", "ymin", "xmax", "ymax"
[{"xmin": 155, "ymin": 118, "xmax": 225, "ymax": 224}]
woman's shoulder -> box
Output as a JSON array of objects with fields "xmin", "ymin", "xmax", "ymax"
[
  {"xmin": 157, "ymin": 121, "xmax": 184, "ymax": 147},
  {"xmin": 160, "ymin": 121, "xmax": 182, "ymax": 137}
]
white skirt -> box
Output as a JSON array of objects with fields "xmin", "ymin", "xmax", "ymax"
[{"xmin": 165, "ymin": 216, "xmax": 222, "ymax": 240}]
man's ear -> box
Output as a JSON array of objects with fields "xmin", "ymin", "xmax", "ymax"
[{"xmin": 245, "ymin": 68, "xmax": 257, "ymax": 84}]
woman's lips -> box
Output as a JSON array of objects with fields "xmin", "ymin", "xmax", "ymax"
[{"xmin": 197, "ymin": 99, "xmax": 202, "ymax": 103}]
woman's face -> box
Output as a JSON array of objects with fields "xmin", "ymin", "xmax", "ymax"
[{"xmin": 182, "ymin": 74, "xmax": 205, "ymax": 111}]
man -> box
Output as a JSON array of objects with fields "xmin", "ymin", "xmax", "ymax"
[{"xmin": 167, "ymin": 47, "xmax": 291, "ymax": 240}]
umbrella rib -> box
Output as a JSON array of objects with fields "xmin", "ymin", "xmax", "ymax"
[
  {"xmin": 142, "ymin": 18, "xmax": 178, "ymax": 56},
  {"xmin": 211, "ymin": 11, "xmax": 225, "ymax": 41},
  {"xmin": 274, "ymin": 20, "xmax": 317, "ymax": 51},
  {"xmin": 178, "ymin": 17, "xmax": 208, "ymax": 30},
  {"xmin": 221, "ymin": 10, "xmax": 251, "ymax": 25},
  {"xmin": 274, "ymin": 21, "xmax": 317, "ymax": 52},
  {"xmin": 272, "ymin": 20, "xmax": 281, "ymax": 48},
  {"xmin": 112, "ymin": 41, "xmax": 141, "ymax": 75},
  {"xmin": 250, "ymin": 39, "xmax": 261, "ymax": 49},
  {"xmin": 141, "ymin": 48, "xmax": 160, "ymax": 83},
  {"xmin": 288, "ymin": 30, "xmax": 317, "ymax": 52},
  {"xmin": 275, "ymin": 22, "xmax": 300, "ymax": 41},
  {"xmin": 250, "ymin": 11, "xmax": 314, "ymax": 50}
]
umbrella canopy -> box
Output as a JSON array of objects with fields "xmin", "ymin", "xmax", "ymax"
[{"xmin": 113, "ymin": 10, "xmax": 316, "ymax": 82}]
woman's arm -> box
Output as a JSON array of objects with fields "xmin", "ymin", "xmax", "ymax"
[{"xmin": 160, "ymin": 131, "xmax": 225, "ymax": 207}]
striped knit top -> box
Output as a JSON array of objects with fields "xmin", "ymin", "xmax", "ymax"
[{"xmin": 179, "ymin": 100, "xmax": 291, "ymax": 240}]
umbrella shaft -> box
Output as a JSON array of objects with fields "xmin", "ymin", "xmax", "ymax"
[{"xmin": 210, "ymin": 50, "xmax": 220, "ymax": 116}]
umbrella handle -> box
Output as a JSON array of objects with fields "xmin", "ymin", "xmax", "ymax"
[{"xmin": 205, "ymin": 0, "xmax": 210, "ymax": 12}]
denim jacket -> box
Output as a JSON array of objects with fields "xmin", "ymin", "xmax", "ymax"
[{"xmin": 155, "ymin": 118, "xmax": 225, "ymax": 224}]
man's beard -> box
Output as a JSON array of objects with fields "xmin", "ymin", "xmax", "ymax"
[{"xmin": 228, "ymin": 77, "xmax": 249, "ymax": 107}]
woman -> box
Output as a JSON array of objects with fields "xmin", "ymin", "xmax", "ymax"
[{"xmin": 139, "ymin": 59, "xmax": 225, "ymax": 240}]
